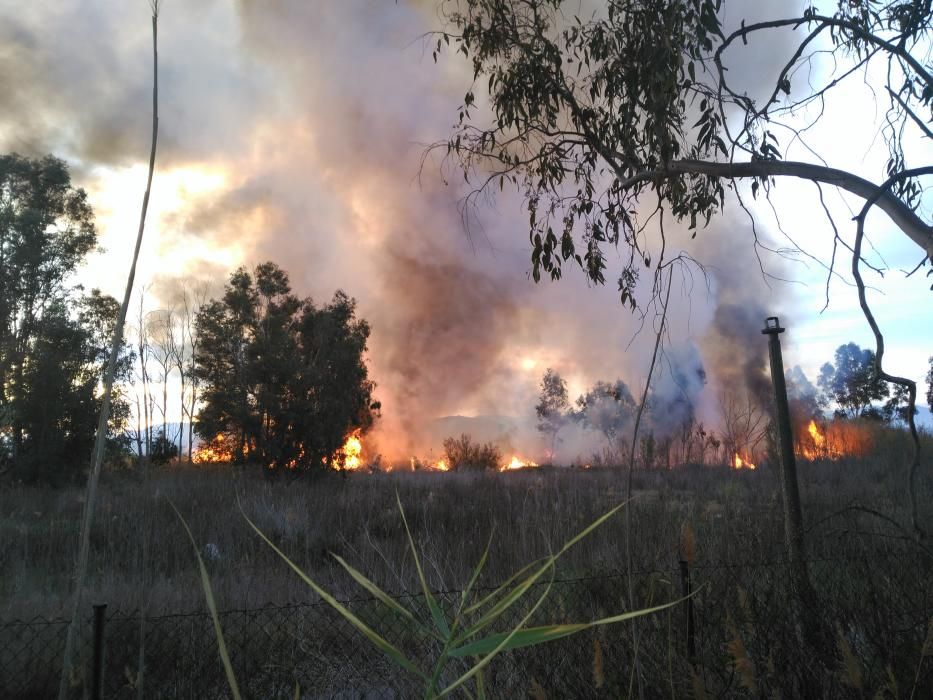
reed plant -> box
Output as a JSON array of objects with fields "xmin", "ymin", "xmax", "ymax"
[{"xmin": 178, "ymin": 493, "xmax": 683, "ymax": 698}]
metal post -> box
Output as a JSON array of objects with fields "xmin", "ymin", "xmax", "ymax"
[
  {"xmin": 91, "ymin": 604, "xmax": 107, "ymax": 700},
  {"xmin": 678, "ymin": 560, "xmax": 696, "ymax": 660},
  {"xmin": 761, "ymin": 317, "xmax": 820, "ymax": 649}
]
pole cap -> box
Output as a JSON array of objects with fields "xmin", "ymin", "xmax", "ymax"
[{"xmin": 761, "ymin": 316, "xmax": 785, "ymax": 334}]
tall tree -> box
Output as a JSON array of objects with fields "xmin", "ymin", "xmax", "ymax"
[
  {"xmin": 11, "ymin": 292, "xmax": 132, "ymax": 483},
  {"xmin": 535, "ymin": 367, "xmax": 569, "ymax": 461},
  {"xmin": 0, "ymin": 154, "xmax": 131, "ymax": 482},
  {"xmin": 194, "ymin": 263, "xmax": 378, "ymax": 471},
  {"xmin": 818, "ymin": 342, "xmax": 890, "ymax": 419}
]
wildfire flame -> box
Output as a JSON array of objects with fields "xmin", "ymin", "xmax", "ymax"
[
  {"xmin": 807, "ymin": 420, "xmax": 825, "ymax": 449},
  {"xmin": 193, "ymin": 433, "xmax": 238, "ymax": 464},
  {"xmin": 732, "ymin": 453, "xmax": 756, "ymax": 470},
  {"xmin": 337, "ymin": 432, "xmax": 363, "ymax": 470},
  {"xmin": 797, "ymin": 419, "xmax": 869, "ymax": 460},
  {"xmin": 501, "ymin": 456, "xmax": 539, "ymax": 471},
  {"xmin": 433, "ymin": 458, "xmax": 449, "ymax": 471}
]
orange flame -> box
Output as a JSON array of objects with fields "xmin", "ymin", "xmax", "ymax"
[
  {"xmin": 732, "ymin": 453, "xmax": 756, "ymax": 470},
  {"xmin": 433, "ymin": 458, "xmax": 450, "ymax": 471},
  {"xmin": 501, "ymin": 456, "xmax": 539, "ymax": 471},
  {"xmin": 807, "ymin": 420, "xmax": 825, "ymax": 449},
  {"xmin": 193, "ymin": 433, "xmax": 238, "ymax": 464},
  {"xmin": 796, "ymin": 419, "xmax": 870, "ymax": 460},
  {"xmin": 336, "ymin": 432, "xmax": 363, "ymax": 470}
]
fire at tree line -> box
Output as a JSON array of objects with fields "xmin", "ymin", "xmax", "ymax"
[{"xmin": 1, "ymin": 152, "xmax": 931, "ymax": 483}]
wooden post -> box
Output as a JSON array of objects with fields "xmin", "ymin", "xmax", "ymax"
[
  {"xmin": 91, "ymin": 604, "xmax": 107, "ymax": 700},
  {"xmin": 761, "ymin": 317, "xmax": 820, "ymax": 649}
]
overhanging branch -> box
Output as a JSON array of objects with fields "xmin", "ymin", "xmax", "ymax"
[{"xmin": 616, "ymin": 159, "xmax": 933, "ymax": 257}]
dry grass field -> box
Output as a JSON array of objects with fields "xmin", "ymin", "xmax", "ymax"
[
  {"xmin": 2, "ymin": 425, "xmax": 931, "ymax": 697},
  {"xmin": 2, "ymin": 424, "xmax": 929, "ymax": 620}
]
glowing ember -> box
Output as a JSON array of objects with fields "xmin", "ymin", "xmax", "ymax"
[
  {"xmin": 501, "ymin": 456, "xmax": 539, "ymax": 471},
  {"xmin": 732, "ymin": 453, "xmax": 756, "ymax": 470}
]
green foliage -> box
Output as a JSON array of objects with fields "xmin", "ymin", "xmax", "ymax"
[
  {"xmin": 431, "ymin": 1, "xmax": 933, "ymax": 307},
  {"xmin": 226, "ymin": 494, "xmax": 680, "ymax": 698},
  {"xmin": 149, "ymin": 429, "xmax": 179, "ymax": 465},
  {"xmin": 0, "ymin": 154, "xmax": 131, "ymax": 483},
  {"xmin": 193, "ymin": 262, "xmax": 378, "ymax": 472},
  {"xmin": 442, "ymin": 433, "xmax": 502, "ymax": 471},
  {"xmin": 818, "ymin": 342, "xmax": 890, "ymax": 420}
]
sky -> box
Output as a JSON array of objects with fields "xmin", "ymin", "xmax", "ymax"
[{"xmin": 0, "ymin": 1, "xmax": 930, "ymax": 457}]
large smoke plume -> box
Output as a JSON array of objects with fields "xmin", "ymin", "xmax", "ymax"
[{"xmin": 0, "ymin": 0, "xmax": 814, "ymax": 461}]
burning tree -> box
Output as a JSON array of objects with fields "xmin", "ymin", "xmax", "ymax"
[{"xmin": 193, "ymin": 262, "xmax": 378, "ymax": 472}]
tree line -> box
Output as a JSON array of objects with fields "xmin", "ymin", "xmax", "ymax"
[
  {"xmin": 0, "ymin": 153, "xmax": 378, "ymax": 484},
  {"xmin": 535, "ymin": 344, "xmax": 932, "ymax": 469}
]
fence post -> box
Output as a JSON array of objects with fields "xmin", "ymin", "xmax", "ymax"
[
  {"xmin": 678, "ymin": 560, "xmax": 696, "ymax": 660},
  {"xmin": 91, "ymin": 604, "xmax": 107, "ymax": 700},
  {"xmin": 761, "ymin": 317, "xmax": 821, "ymax": 651}
]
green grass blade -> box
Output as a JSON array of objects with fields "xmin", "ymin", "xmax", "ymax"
[
  {"xmin": 462, "ymin": 557, "xmax": 548, "ymax": 616},
  {"xmin": 458, "ymin": 529, "xmax": 494, "ymax": 616},
  {"xmin": 439, "ymin": 576, "xmax": 556, "ymax": 697},
  {"xmin": 451, "ymin": 598, "xmax": 686, "ymax": 657},
  {"xmin": 240, "ymin": 504, "xmax": 427, "ymax": 680},
  {"xmin": 554, "ymin": 500, "xmax": 628, "ymax": 557},
  {"xmin": 396, "ymin": 491, "xmax": 451, "ymax": 639},
  {"xmin": 461, "ymin": 502, "xmax": 628, "ymax": 636},
  {"xmin": 330, "ymin": 553, "xmax": 422, "ymax": 628},
  {"xmin": 170, "ymin": 501, "xmax": 243, "ymax": 700},
  {"xmin": 458, "ymin": 558, "xmax": 556, "ymax": 643},
  {"xmin": 451, "ymin": 623, "xmax": 589, "ymax": 657}
]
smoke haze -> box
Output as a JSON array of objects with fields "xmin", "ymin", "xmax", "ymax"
[{"xmin": 0, "ymin": 0, "xmax": 816, "ymax": 460}]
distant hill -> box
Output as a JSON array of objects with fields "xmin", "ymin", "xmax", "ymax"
[{"xmin": 427, "ymin": 415, "xmax": 522, "ymax": 443}]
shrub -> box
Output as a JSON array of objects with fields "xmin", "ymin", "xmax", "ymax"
[
  {"xmin": 442, "ymin": 433, "xmax": 502, "ymax": 471},
  {"xmin": 150, "ymin": 430, "xmax": 179, "ymax": 465}
]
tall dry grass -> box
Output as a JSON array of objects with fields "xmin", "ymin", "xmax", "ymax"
[{"xmin": 1, "ymin": 425, "xmax": 930, "ymax": 621}]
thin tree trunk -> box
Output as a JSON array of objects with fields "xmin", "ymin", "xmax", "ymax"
[
  {"xmin": 133, "ymin": 391, "xmax": 143, "ymax": 459},
  {"xmin": 59, "ymin": 8, "xmax": 159, "ymax": 698}
]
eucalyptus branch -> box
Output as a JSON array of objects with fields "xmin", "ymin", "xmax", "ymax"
[{"xmin": 851, "ymin": 168, "xmax": 926, "ymax": 538}]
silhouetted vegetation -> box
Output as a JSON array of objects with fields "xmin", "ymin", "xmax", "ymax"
[
  {"xmin": 194, "ymin": 262, "xmax": 378, "ymax": 473},
  {"xmin": 442, "ymin": 433, "xmax": 502, "ymax": 471},
  {"xmin": 0, "ymin": 154, "xmax": 131, "ymax": 484}
]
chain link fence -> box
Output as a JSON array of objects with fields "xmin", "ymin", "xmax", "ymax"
[{"xmin": 2, "ymin": 553, "xmax": 931, "ymax": 698}]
